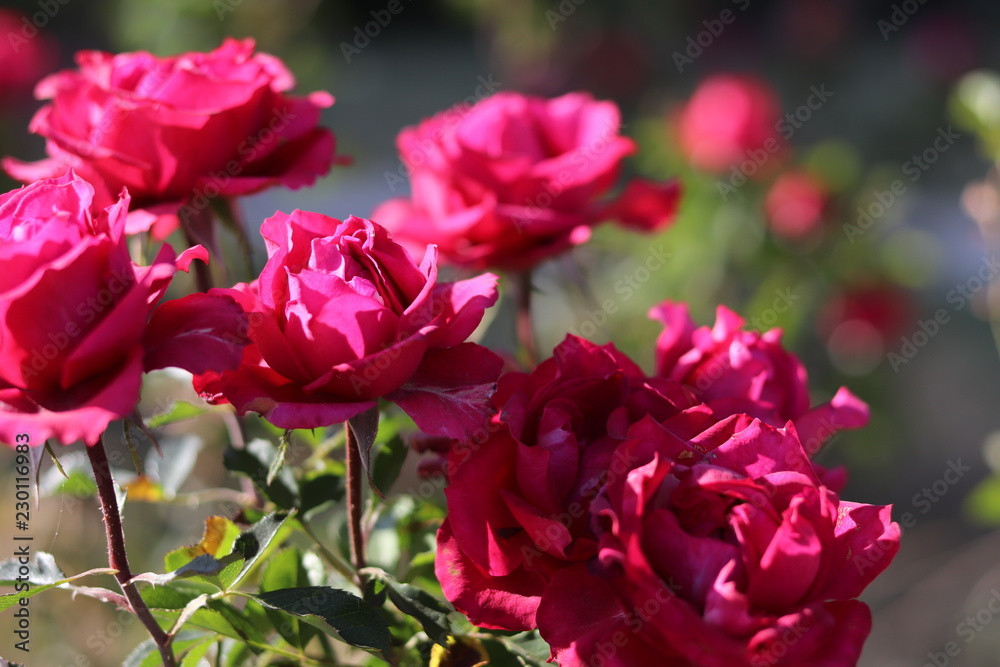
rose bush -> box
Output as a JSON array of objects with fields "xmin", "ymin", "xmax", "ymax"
[
  {"xmin": 373, "ymin": 91, "xmax": 680, "ymax": 270},
  {"xmin": 650, "ymin": 301, "xmax": 869, "ymax": 456},
  {"xmin": 0, "ymin": 172, "xmax": 247, "ymax": 446},
  {"xmin": 540, "ymin": 415, "xmax": 899, "ymax": 667},
  {"xmin": 3, "ymin": 38, "xmax": 338, "ymax": 239},
  {"xmin": 193, "ymin": 210, "xmax": 502, "ymax": 437}
]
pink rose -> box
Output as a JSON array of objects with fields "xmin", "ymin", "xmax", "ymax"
[
  {"xmin": 374, "ymin": 91, "xmax": 680, "ymax": 270},
  {"xmin": 677, "ymin": 74, "xmax": 784, "ymax": 174},
  {"xmin": 0, "ymin": 173, "xmax": 246, "ymax": 446},
  {"xmin": 193, "ymin": 211, "xmax": 502, "ymax": 437},
  {"xmin": 3, "ymin": 38, "xmax": 338, "ymax": 239},
  {"xmin": 764, "ymin": 171, "xmax": 829, "ymax": 240},
  {"xmin": 541, "ymin": 416, "xmax": 899, "ymax": 667},
  {"xmin": 651, "ymin": 301, "xmax": 869, "ymax": 456},
  {"xmin": 436, "ymin": 336, "xmax": 720, "ymax": 631}
]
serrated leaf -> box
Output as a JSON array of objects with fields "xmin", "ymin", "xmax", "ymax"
[
  {"xmin": 253, "ymin": 586, "xmax": 391, "ymax": 660},
  {"xmin": 385, "ymin": 579, "xmax": 454, "ymax": 646},
  {"xmin": 224, "ymin": 439, "xmax": 298, "ymax": 509},
  {"xmin": 146, "ymin": 401, "xmax": 209, "ymax": 429},
  {"xmin": 261, "ymin": 548, "xmax": 319, "ymax": 649},
  {"xmin": 371, "ymin": 434, "xmax": 408, "ymax": 498}
]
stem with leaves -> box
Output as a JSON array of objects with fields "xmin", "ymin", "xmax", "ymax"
[{"xmin": 86, "ymin": 435, "xmax": 177, "ymax": 667}]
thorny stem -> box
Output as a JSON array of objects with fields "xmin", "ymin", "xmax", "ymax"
[{"xmin": 86, "ymin": 435, "xmax": 176, "ymax": 667}]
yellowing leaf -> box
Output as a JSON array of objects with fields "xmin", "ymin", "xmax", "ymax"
[{"xmin": 124, "ymin": 475, "xmax": 164, "ymax": 502}]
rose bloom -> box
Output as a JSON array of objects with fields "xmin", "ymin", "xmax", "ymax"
[
  {"xmin": 3, "ymin": 38, "xmax": 338, "ymax": 239},
  {"xmin": 676, "ymin": 74, "xmax": 784, "ymax": 174},
  {"xmin": 764, "ymin": 171, "xmax": 829, "ymax": 240},
  {"xmin": 436, "ymin": 335, "xmax": 897, "ymax": 666},
  {"xmin": 436, "ymin": 336, "xmax": 702, "ymax": 630},
  {"xmin": 193, "ymin": 211, "xmax": 502, "ymax": 438},
  {"xmin": 650, "ymin": 300, "xmax": 868, "ymax": 459},
  {"xmin": 0, "ymin": 173, "xmax": 247, "ymax": 446},
  {"xmin": 540, "ymin": 415, "xmax": 899, "ymax": 667},
  {"xmin": 373, "ymin": 91, "xmax": 680, "ymax": 270}
]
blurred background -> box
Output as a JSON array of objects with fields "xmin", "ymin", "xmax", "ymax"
[{"xmin": 2, "ymin": 0, "xmax": 1000, "ymax": 665}]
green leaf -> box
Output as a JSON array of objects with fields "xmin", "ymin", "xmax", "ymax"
[
  {"xmin": 179, "ymin": 635, "xmax": 217, "ymax": 667},
  {"xmin": 122, "ymin": 630, "xmax": 209, "ymax": 667},
  {"xmin": 253, "ymin": 586, "xmax": 391, "ymax": 660},
  {"xmin": 224, "ymin": 439, "xmax": 298, "ymax": 509},
  {"xmin": 141, "ymin": 585, "xmax": 263, "ymax": 645},
  {"xmin": 261, "ymin": 547, "xmax": 320, "ymax": 649},
  {"xmin": 371, "ymin": 434, "xmax": 408, "ymax": 498},
  {"xmin": 219, "ymin": 638, "xmax": 253, "ymax": 667},
  {"xmin": 0, "ymin": 555, "xmax": 115, "ymax": 613},
  {"xmin": 299, "ymin": 473, "xmax": 345, "ymax": 517},
  {"xmin": 146, "ymin": 401, "xmax": 209, "ymax": 429},
  {"xmin": 384, "ymin": 578, "xmax": 454, "ymax": 646},
  {"xmin": 219, "ymin": 511, "xmax": 293, "ymax": 590}
]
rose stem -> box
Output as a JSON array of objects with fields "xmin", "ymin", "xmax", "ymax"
[
  {"xmin": 516, "ymin": 270, "xmax": 538, "ymax": 367},
  {"xmin": 344, "ymin": 422, "xmax": 366, "ymax": 584},
  {"xmin": 86, "ymin": 435, "xmax": 177, "ymax": 667}
]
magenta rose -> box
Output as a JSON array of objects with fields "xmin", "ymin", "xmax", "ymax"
[
  {"xmin": 435, "ymin": 336, "xmax": 704, "ymax": 630},
  {"xmin": 539, "ymin": 416, "xmax": 899, "ymax": 667},
  {"xmin": 0, "ymin": 173, "xmax": 247, "ymax": 446},
  {"xmin": 374, "ymin": 91, "xmax": 680, "ymax": 270},
  {"xmin": 651, "ymin": 301, "xmax": 869, "ymax": 457},
  {"xmin": 192, "ymin": 211, "xmax": 502, "ymax": 437},
  {"xmin": 3, "ymin": 38, "xmax": 338, "ymax": 239}
]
